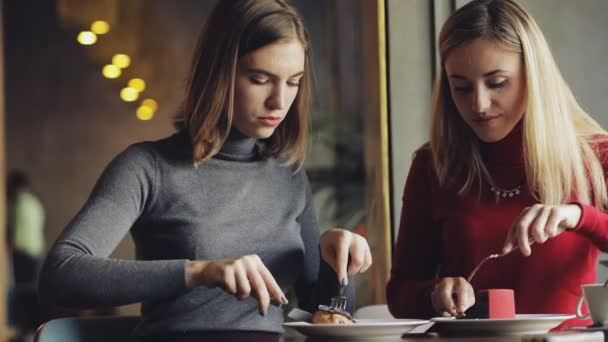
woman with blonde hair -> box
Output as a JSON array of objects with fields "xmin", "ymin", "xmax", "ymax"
[
  {"xmin": 39, "ymin": 0, "xmax": 371, "ymax": 340},
  {"xmin": 387, "ymin": 0, "xmax": 608, "ymax": 320}
]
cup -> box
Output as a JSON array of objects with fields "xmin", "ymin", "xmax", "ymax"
[{"xmin": 576, "ymin": 283, "xmax": 608, "ymax": 326}]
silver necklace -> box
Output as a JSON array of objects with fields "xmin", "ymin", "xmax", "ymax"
[{"xmin": 490, "ymin": 184, "xmax": 522, "ymax": 199}]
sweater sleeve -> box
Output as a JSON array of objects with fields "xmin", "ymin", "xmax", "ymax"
[
  {"xmin": 569, "ymin": 141, "xmax": 608, "ymax": 251},
  {"xmin": 293, "ymin": 171, "xmax": 355, "ymax": 314},
  {"xmin": 571, "ymin": 203, "xmax": 608, "ymax": 251},
  {"xmin": 39, "ymin": 145, "xmax": 188, "ymax": 308},
  {"xmin": 386, "ymin": 148, "xmax": 441, "ymax": 319}
]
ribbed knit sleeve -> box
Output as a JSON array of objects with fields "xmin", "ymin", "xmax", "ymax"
[{"xmin": 39, "ymin": 144, "xmax": 188, "ymax": 308}]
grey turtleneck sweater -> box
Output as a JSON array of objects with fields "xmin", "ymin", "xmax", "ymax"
[{"xmin": 39, "ymin": 129, "xmax": 353, "ymax": 335}]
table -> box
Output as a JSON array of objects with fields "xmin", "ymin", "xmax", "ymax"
[{"xmin": 285, "ymin": 333, "xmax": 522, "ymax": 341}]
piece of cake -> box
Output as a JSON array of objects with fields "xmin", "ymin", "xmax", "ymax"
[
  {"xmin": 311, "ymin": 310, "xmax": 354, "ymax": 324},
  {"xmin": 464, "ymin": 289, "xmax": 515, "ymax": 319}
]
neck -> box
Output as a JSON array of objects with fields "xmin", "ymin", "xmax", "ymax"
[
  {"xmin": 479, "ymin": 121, "xmax": 524, "ymax": 167},
  {"xmin": 215, "ymin": 128, "xmax": 259, "ymax": 161}
]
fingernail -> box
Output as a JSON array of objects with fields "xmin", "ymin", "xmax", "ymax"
[
  {"xmin": 281, "ymin": 295, "xmax": 289, "ymax": 305},
  {"xmin": 341, "ymin": 277, "xmax": 348, "ymax": 286},
  {"xmin": 260, "ymin": 308, "xmax": 267, "ymax": 317}
]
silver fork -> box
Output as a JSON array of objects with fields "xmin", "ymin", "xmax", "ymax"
[
  {"xmin": 467, "ymin": 239, "xmax": 535, "ymax": 283},
  {"xmin": 318, "ymin": 283, "xmax": 354, "ymax": 320}
]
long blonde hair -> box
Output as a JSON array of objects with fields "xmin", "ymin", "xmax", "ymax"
[
  {"xmin": 430, "ymin": 0, "xmax": 608, "ymax": 207},
  {"xmin": 175, "ymin": 0, "xmax": 311, "ymax": 167}
]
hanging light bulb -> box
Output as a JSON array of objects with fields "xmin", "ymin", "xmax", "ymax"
[
  {"xmin": 120, "ymin": 87, "xmax": 139, "ymax": 102},
  {"xmin": 77, "ymin": 31, "xmax": 97, "ymax": 45},
  {"xmin": 91, "ymin": 20, "xmax": 110, "ymax": 35},
  {"xmin": 102, "ymin": 65, "xmax": 121, "ymax": 79},
  {"xmin": 112, "ymin": 54, "xmax": 131, "ymax": 68}
]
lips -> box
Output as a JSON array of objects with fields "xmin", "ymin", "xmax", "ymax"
[
  {"xmin": 258, "ymin": 116, "xmax": 283, "ymax": 127},
  {"xmin": 473, "ymin": 114, "xmax": 501, "ymax": 122}
]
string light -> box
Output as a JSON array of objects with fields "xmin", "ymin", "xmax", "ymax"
[
  {"xmin": 120, "ymin": 87, "xmax": 139, "ymax": 102},
  {"xmin": 77, "ymin": 31, "xmax": 97, "ymax": 45},
  {"xmin": 102, "ymin": 65, "xmax": 121, "ymax": 79},
  {"xmin": 142, "ymin": 99, "xmax": 158, "ymax": 112},
  {"xmin": 136, "ymin": 105, "xmax": 155, "ymax": 121},
  {"xmin": 128, "ymin": 78, "xmax": 146, "ymax": 92},
  {"xmin": 112, "ymin": 54, "xmax": 131, "ymax": 68},
  {"xmin": 91, "ymin": 21, "xmax": 110, "ymax": 35}
]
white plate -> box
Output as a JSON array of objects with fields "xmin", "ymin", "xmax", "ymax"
[
  {"xmin": 283, "ymin": 319, "xmax": 430, "ymax": 340},
  {"xmin": 430, "ymin": 314, "xmax": 576, "ymax": 336}
]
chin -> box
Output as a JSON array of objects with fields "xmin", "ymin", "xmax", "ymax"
[{"xmin": 251, "ymin": 128, "xmax": 276, "ymax": 139}]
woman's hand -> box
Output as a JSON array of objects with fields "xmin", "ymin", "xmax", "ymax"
[
  {"xmin": 431, "ymin": 277, "xmax": 475, "ymax": 316},
  {"xmin": 185, "ymin": 254, "xmax": 286, "ymax": 315},
  {"xmin": 320, "ymin": 228, "xmax": 372, "ymax": 284},
  {"xmin": 502, "ymin": 204, "xmax": 581, "ymax": 256}
]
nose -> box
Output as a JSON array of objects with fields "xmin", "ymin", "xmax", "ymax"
[
  {"xmin": 472, "ymin": 87, "xmax": 491, "ymax": 114},
  {"xmin": 266, "ymin": 84, "xmax": 286, "ymax": 110}
]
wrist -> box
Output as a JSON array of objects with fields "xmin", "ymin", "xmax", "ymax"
[
  {"xmin": 185, "ymin": 260, "xmax": 209, "ymax": 288},
  {"xmin": 565, "ymin": 204, "xmax": 582, "ymax": 230}
]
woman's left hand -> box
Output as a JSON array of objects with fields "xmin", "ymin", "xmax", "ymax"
[
  {"xmin": 320, "ymin": 228, "xmax": 372, "ymax": 284},
  {"xmin": 502, "ymin": 204, "xmax": 581, "ymax": 256}
]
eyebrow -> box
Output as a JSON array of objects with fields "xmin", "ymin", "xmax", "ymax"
[
  {"xmin": 246, "ymin": 68, "xmax": 304, "ymax": 79},
  {"xmin": 449, "ymin": 69, "xmax": 508, "ymax": 79}
]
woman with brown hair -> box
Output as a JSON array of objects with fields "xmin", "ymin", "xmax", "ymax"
[{"xmin": 39, "ymin": 0, "xmax": 371, "ymax": 340}]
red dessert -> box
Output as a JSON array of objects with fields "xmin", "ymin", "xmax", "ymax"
[{"xmin": 464, "ymin": 289, "xmax": 515, "ymax": 319}]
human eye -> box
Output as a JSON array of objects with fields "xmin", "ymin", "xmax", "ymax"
[
  {"xmin": 249, "ymin": 75, "xmax": 269, "ymax": 85},
  {"xmin": 452, "ymin": 83, "xmax": 472, "ymax": 93},
  {"xmin": 287, "ymin": 79, "xmax": 301, "ymax": 87},
  {"xmin": 488, "ymin": 78, "xmax": 508, "ymax": 89}
]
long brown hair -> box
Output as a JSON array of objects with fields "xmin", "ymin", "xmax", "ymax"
[
  {"xmin": 176, "ymin": 0, "xmax": 311, "ymax": 166},
  {"xmin": 430, "ymin": 0, "xmax": 608, "ymax": 207}
]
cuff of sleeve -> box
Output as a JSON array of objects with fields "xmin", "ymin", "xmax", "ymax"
[{"xmin": 569, "ymin": 201, "xmax": 598, "ymax": 232}]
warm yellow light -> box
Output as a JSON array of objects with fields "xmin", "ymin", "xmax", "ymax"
[
  {"xmin": 77, "ymin": 31, "xmax": 97, "ymax": 45},
  {"xmin": 141, "ymin": 98, "xmax": 158, "ymax": 112},
  {"xmin": 136, "ymin": 105, "xmax": 155, "ymax": 121},
  {"xmin": 120, "ymin": 87, "xmax": 139, "ymax": 102},
  {"xmin": 128, "ymin": 78, "xmax": 146, "ymax": 92},
  {"xmin": 102, "ymin": 65, "xmax": 121, "ymax": 79},
  {"xmin": 91, "ymin": 21, "xmax": 110, "ymax": 35},
  {"xmin": 112, "ymin": 54, "xmax": 131, "ymax": 68}
]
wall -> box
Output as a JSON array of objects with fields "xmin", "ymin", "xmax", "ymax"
[{"xmin": 386, "ymin": 0, "xmax": 434, "ymax": 236}]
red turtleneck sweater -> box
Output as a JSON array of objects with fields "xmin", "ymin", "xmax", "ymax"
[{"xmin": 387, "ymin": 125, "xmax": 608, "ymax": 323}]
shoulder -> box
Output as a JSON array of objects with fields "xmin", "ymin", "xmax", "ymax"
[
  {"xmin": 117, "ymin": 130, "xmax": 191, "ymax": 169},
  {"xmin": 589, "ymin": 135, "xmax": 608, "ymax": 165},
  {"xmin": 411, "ymin": 143, "xmax": 434, "ymax": 171}
]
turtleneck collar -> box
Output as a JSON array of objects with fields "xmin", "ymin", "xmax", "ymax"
[
  {"xmin": 215, "ymin": 128, "xmax": 259, "ymax": 161},
  {"xmin": 479, "ymin": 119, "xmax": 525, "ymax": 167}
]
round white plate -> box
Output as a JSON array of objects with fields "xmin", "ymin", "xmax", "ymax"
[
  {"xmin": 430, "ymin": 314, "xmax": 576, "ymax": 336},
  {"xmin": 283, "ymin": 319, "xmax": 430, "ymax": 340}
]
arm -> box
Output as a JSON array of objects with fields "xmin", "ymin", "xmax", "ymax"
[
  {"xmin": 293, "ymin": 172, "xmax": 356, "ymax": 313},
  {"xmin": 570, "ymin": 202, "xmax": 608, "ymax": 251},
  {"xmin": 386, "ymin": 149, "xmax": 441, "ymax": 319},
  {"xmin": 38, "ymin": 145, "xmax": 188, "ymax": 308},
  {"xmin": 573, "ymin": 141, "xmax": 608, "ymax": 251}
]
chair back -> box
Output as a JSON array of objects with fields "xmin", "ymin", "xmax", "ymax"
[{"xmin": 34, "ymin": 316, "xmax": 140, "ymax": 342}]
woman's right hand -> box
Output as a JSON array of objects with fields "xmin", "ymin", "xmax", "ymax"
[
  {"xmin": 430, "ymin": 277, "xmax": 475, "ymax": 316},
  {"xmin": 185, "ymin": 254, "xmax": 286, "ymax": 315}
]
